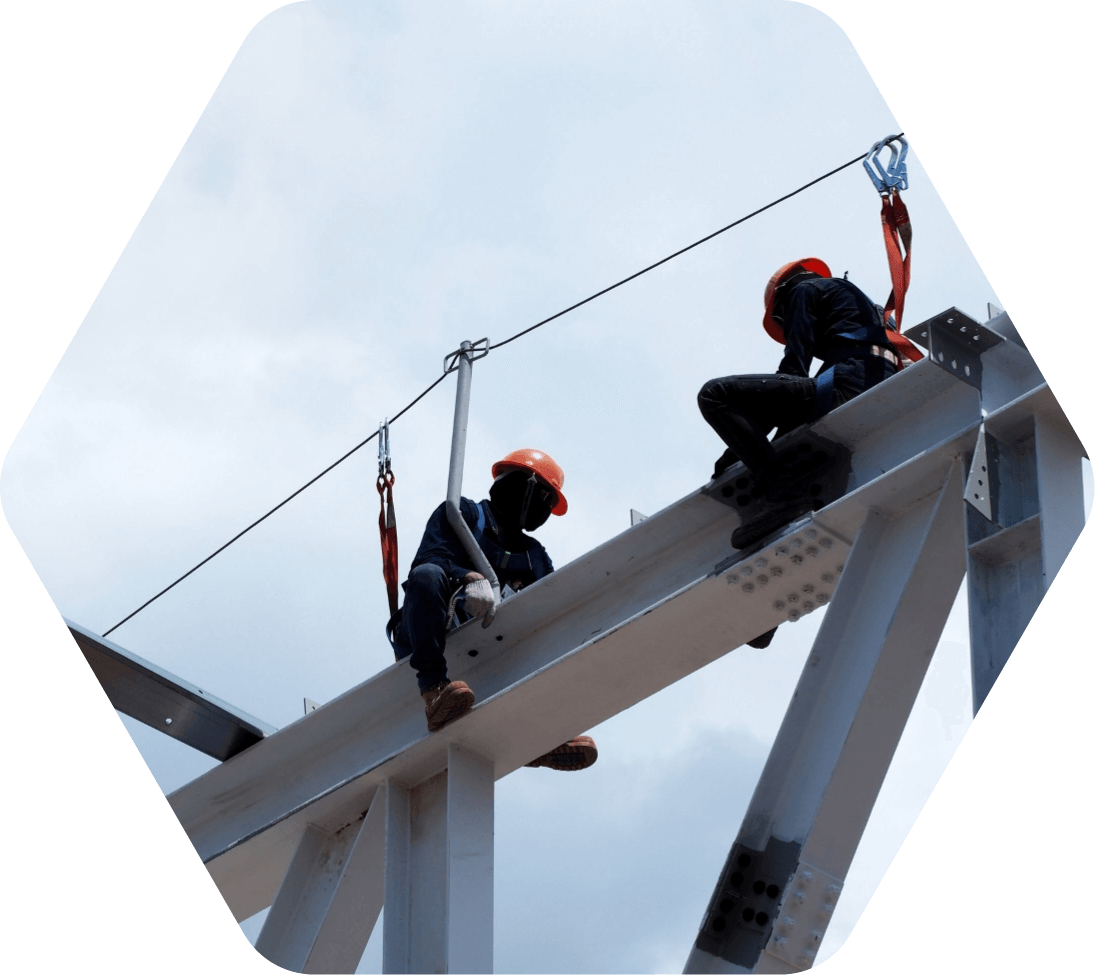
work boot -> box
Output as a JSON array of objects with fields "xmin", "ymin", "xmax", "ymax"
[
  {"xmin": 712, "ymin": 447, "xmax": 740, "ymax": 479},
  {"xmin": 731, "ymin": 495, "xmax": 813, "ymax": 550},
  {"xmin": 746, "ymin": 626, "xmax": 778, "ymax": 649},
  {"xmin": 422, "ymin": 679, "xmax": 475, "ymax": 732},
  {"xmin": 526, "ymin": 736, "xmax": 598, "ymax": 771}
]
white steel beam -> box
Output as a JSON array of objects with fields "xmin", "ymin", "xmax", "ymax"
[
  {"xmin": 66, "ymin": 619, "xmax": 275, "ymax": 760},
  {"xmin": 254, "ymin": 786, "xmax": 386, "ymax": 973},
  {"xmin": 166, "ymin": 354, "xmax": 983, "ymax": 923},
  {"xmin": 685, "ymin": 461, "xmax": 968, "ymax": 973},
  {"xmin": 109, "ymin": 307, "xmax": 1082, "ymax": 972}
]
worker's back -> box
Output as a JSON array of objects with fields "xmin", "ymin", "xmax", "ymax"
[{"xmin": 777, "ymin": 276, "xmax": 894, "ymax": 377}]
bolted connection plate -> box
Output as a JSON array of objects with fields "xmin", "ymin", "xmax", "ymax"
[
  {"xmin": 766, "ymin": 860, "xmax": 844, "ymax": 970},
  {"xmin": 695, "ymin": 837, "xmax": 801, "ymax": 969},
  {"xmin": 905, "ymin": 307, "xmax": 1003, "ymax": 390},
  {"xmin": 717, "ymin": 522, "xmax": 849, "ymax": 625}
]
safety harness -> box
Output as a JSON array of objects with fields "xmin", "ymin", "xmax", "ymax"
[
  {"xmin": 441, "ymin": 501, "xmax": 541, "ymax": 627},
  {"xmin": 386, "ymin": 498, "xmax": 543, "ymax": 652}
]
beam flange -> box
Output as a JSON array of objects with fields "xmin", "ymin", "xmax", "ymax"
[{"xmin": 66, "ymin": 619, "xmax": 275, "ymax": 761}]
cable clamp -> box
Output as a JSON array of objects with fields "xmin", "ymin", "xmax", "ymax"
[{"xmin": 443, "ymin": 337, "xmax": 490, "ymax": 374}]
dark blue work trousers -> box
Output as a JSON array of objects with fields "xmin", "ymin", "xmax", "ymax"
[
  {"xmin": 698, "ymin": 359, "xmax": 895, "ymax": 480},
  {"xmin": 697, "ymin": 373, "xmax": 818, "ymax": 480},
  {"xmin": 393, "ymin": 563, "xmax": 460, "ymax": 693}
]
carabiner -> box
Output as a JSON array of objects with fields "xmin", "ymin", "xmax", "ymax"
[
  {"xmin": 377, "ymin": 418, "xmax": 391, "ymax": 477},
  {"xmin": 863, "ymin": 134, "xmax": 909, "ymax": 196}
]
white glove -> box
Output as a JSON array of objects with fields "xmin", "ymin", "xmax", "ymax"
[{"xmin": 463, "ymin": 578, "xmax": 496, "ymax": 619}]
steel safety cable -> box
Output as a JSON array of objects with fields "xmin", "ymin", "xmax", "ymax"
[
  {"xmin": 102, "ymin": 139, "xmax": 894, "ymax": 638},
  {"xmin": 492, "ymin": 141, "xmax": 896, "ymax": 349},
  {"xmin": 101, "ymin": 373, "xmax": 448, "ymax": 637}
]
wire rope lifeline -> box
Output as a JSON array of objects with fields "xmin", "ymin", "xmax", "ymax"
[{"xmin": 100, "ymin": 136, "xmax": 899, "ymax": 639}]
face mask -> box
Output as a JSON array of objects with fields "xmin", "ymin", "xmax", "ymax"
[{"xmin": 518, "ymin": 474, "xmax": 556, "ymax": 531}]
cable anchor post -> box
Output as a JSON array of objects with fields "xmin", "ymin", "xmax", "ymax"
[
  {"xmin": 443, "ymin": 338, "xmax": 501, "ymax": 627},
  {"xmin": 862, "ymin": 134, "xmax": 909, "ymax": 197}
]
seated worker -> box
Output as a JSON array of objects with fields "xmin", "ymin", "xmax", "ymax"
[
  {"xmin": 390, "ymin": 448, "xmax": 597, "ymax": 772},
  {"xmin": 698, "ymin": 258, "xmax": 903, "ymax": 551}
]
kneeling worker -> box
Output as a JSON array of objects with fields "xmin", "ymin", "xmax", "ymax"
[
  {"xmin": 698, "ymin": 258, "xmax": 903, "ymax": 550},
  {"xmin": 391, "ymin": 448, "xmax": 597, "ymax": 771}
]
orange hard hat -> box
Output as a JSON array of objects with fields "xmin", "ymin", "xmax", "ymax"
[
  {"xmin": 491, "ymin": 448, "xmax": 568, "ymax": 516},
  {"xmin": 762, "ymin": 257, "xmax": 831, "ymax": 344}
]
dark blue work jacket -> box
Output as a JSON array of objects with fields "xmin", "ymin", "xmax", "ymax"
[
  {"xmin": 776, "ymin": 276, "xmax": 898, "ymax": 410},
  {"xmin": 409, "ymin": 498, "xmax": 554, "ymax": 592}
]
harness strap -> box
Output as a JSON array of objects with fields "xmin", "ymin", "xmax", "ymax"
[
  {"xmin": 816, "ymin": 367, "xmax": 835, "ymax": 416},
  {"xmin": 473, "ymin": 501, "xmax": 534, "ymax": 575},
  {"xmin": 815, "ymin": 346, "xmax": 900, "ymax": 416}
]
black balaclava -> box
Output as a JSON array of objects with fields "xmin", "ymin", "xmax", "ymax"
[
  {"xmin": 489, "ymin": 469, "xmax": 555, "ymax": 534},
  {"xmin": 770, "ymin": 269, "xmax": 821, "ymax": 326}
]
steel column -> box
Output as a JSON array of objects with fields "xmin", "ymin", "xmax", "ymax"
[
  {"xmin": 1033, "ymin": 413, "xmax": 1086, "ymax": 587},
  {"xmin": 446, "ymin": 745, "xmax": 495, "ymax": 973},
  {"xmin": 255, "ymin": 788, "xmax": 386, "ymax": 973},
  {"xmin": 685, "ymin": 461, "xmax": 967, "ymax": 973},
  {"xmin": 383, "ymin": 745, "xmax": 495, "ymax": 974}
]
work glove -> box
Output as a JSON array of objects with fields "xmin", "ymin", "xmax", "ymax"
[{"xmin": 463, "ymin": 578, "xmax": 496, "ymax": 621}]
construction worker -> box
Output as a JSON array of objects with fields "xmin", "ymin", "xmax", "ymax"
[
  {"xmin": 390, "ymin": 449, "xmax": 597, "ymax": 771},
  {"xmin": 698, "ymin": 258, "xmax": 900, "ymax": 551}
]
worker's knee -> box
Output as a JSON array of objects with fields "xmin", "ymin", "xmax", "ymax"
[
  {"xmin": 697, "ymin": 377, "xmax": 730, "ymax": 415},
  {"xmin": 405, "ymin": 562, "xmax": 449, "ymax": 597},
  {"xmin": 405, "ymin": 560, "xmax": 446, "ymax": 587}
]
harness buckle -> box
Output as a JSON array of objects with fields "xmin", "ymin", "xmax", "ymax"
[{"xmin": 863, "ymin": 134, "xmax": 909, "ymax": 196}]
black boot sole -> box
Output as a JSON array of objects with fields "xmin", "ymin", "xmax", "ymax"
[{"xmin": 731, "ymin": 498, "xmax": 814, "ymax": 550}]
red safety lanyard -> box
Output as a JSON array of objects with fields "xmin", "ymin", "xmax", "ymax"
[
  {"xmin": 879, "ymin": 189, "xmax": 924, "ymax": 365},
  {"xmin": 377, "ymin": 422, "xmax": 399, "ymax": 618}
]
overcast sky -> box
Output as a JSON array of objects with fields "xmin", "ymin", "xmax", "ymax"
[{"xmin": 2, "ymin": 2, "xmax": 1067, "ymax": 972}]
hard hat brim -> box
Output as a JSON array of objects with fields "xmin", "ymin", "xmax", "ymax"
[
  {"xmin": 491, "ymin": 456, "xmax": 568, "ymax": 516},
  {"xmin": 762, "ymin": 258, "xmax": 831, "ymax": 345}
]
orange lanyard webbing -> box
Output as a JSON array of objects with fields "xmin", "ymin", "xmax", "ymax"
[
  {"xmin": 378, "ymin": 471, "xmax": 399, "ymax": 617},
  {"xmin": 880, "ymin": 190, "xmax": 924, "ymax": 364}
]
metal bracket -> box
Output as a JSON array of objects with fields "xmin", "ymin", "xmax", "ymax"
[
  {"xmin": 963, "ymin": 425, "xmax": 1001, "ymax": 525},
  {"xmin": 694, "ymin": 837, "xmax": 801, "ymax": 969},
  {"xmin": 443, "ymin": 337, "xmax": 490, "ymax": 375},
  {"xmin": 704, "ymin": 427, "xmax": 852, "ymax": 522},
  {"xmin": 862, "ymin": 134, "xmax": 909, "ymax": 195},
  {"xmin": 905, "ymin": 307, "xmax": 1003, "ymax": 390}
]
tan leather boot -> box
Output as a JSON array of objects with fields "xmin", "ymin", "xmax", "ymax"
[
  {"xmin": 421, "ymin": 680, "xmax": 475, "ymax": 732},
  {"xmin": 526, "ymin": 736, "xmax": 598, "ymax": 771}
]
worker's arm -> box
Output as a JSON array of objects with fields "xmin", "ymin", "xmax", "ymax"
[
  {"xmin": 410, "ymin": 500, "xmax": 480, "ymax": 584},
  {"xmin": 775, "ymin": 283, "xmax": 820, "ymax": 378}
]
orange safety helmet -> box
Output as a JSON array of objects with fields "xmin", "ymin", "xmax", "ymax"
[
  {"xmin": 491, "ymin": 448, "xmax": 568, "ymax": 516},
  {"xmin": 762, "ymin": 257, "xmax": 831, "ymax": 344}
]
